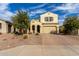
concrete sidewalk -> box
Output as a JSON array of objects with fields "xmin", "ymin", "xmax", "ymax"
[{"xmin": 0, "ymin": 45, "xmax": 79, "ymax": 56}]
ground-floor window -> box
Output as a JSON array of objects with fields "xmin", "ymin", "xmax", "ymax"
[
  {"xmin": 0, "ymin": 23, "xmax": 2, "ymax": 29},
  {"xmin": 32, "ymin": 25, "xmax": 35, "ymax": 33}
]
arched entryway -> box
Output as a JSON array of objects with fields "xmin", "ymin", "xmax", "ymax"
[
  {"xmin": 8, "ymin": 24, "xmax": 12, "ymax": 33},
  {"xmin": 37, "ymin": 25, "xmax": 40, "ymax": 33},
  {"xmin": 32, "ymin": 25, "xmax": 35, "ymax": 33}
]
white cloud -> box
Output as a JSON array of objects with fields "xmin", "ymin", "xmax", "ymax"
[
  {"xmin": 29, "ymin": 9, "xmax": 47, "ymax": 17},
  {"xmin": 0, "ymin": 4, "xmax": 8, "ymax": 11},
  {"xmin": 55, "ymin": 3, "xmax": 79, "ymax": 13},
  {"xmin": 0, "ymin": 3, "xmax": 14, "ymax": 21},
  {"xmin": 28, "ymin": 4, "xmax": 48, "ymax": 17},
  {"xmin": 53, "ymin": 3, "xmax": 79, "ymax": 25}
]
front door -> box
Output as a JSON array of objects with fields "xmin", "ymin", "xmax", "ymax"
[
  {"xmin": 37, "ymin": 25, "xmax": 40, "ymax": 33},
  {"xmin": 32, "ymin": 25, "xmax": 35, "ymax": 33}
]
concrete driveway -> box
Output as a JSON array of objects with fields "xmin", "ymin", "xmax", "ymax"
[
  {"xmin": 0, "ymin": 45, "xmax": 79, "ymax": 56},
  {"xmin": 0, "ymin": 34, "xmax": 79, "ymax": 56}
]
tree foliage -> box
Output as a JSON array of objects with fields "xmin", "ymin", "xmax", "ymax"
[
  {"xmin": 63, "ymin": 16, "xmax": 79, "ymax": 34},
  {"xmin": 12, "ymin": 10, "xmax": 30, "ymax": 34}
]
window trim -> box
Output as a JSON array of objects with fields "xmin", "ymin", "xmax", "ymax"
[
  {"xmin": 45, "ymin": 17, "xmax": 49, "ymax": 21},
  {"xmin": 45, "ymin": 17, "xmax": 53, "ymax": 22},
  {"xmin": 49, "ymin": 17, "xmax": 53, "ymax": 21}
]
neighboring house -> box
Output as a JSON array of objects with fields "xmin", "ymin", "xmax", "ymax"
[
  {"xmin": 0, "ymin": 19, "xmax": 12, "ymax": 33},
  {"xmin": 30, "ymin": 12, "xmax": 59, "ymax": 33},
  {"xmin": 78, "ymin": 29, "xmax": 79, "ymax": 35}
]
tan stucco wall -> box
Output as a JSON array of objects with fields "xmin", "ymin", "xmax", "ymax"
[
  {"xmin": 0, "ymin": 20, "xmax": 8, "ymax": 33},
  {"xmin": 78, "ymin": 29, "xmax": 79, "ymax": 35},
  {"xmin": 30, "ymin": 12, "xmax": 59, "ymax": 33},
  {"xmin": 40, "ymin": 12, "xmax": 58, "ymax": 23}
]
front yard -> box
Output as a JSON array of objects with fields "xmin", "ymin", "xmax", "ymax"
[
  {"xmin": 0, "ymin": 33, "xmax": 42, "ymax": 50},
  {"xmin": 0, "ymin": 33, "xmax": 79, "ymax": 50}
]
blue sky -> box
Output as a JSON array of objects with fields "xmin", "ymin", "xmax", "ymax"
[{"xmin": 0, "ymin": 3, "xmax": 79, "ymax": 25}]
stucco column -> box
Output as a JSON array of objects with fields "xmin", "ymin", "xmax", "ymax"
[
  {"xmin": 27, "ymin": 29, "xmax": 29, "ymax": 33},
  {"xmin": 40, "ymin": 25, "xmax": 42, "ymax": 33},
  {"xmin": 35, "ymin": 25, "xmax": 37, "ymax": 33},
  {"xmin": 57, "ymin": 26, "xmax": 59, "ymax": 34},
  {"xmin": 11, "ymin": 26, "xmax": 14, "ymax": 33},
  {"xmin": 6, "ymin": 23, "xmax": 8, "ymax": 33},
  {"xmin": 30, "ymin": 25, "xmax": 32, "ymax": 33}
]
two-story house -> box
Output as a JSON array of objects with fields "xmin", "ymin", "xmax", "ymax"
[{"xmin": 30, "ymin": 12, "xmax": 59, "ymax": 33}]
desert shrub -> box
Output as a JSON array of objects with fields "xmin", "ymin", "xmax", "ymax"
[
  {"xmin": 3, "ymin": 39, "xmax": 7, "ymax": 41},
  {"xmin": 12, "ymin": 37, "xmax": 15, "ymax": 39},
  {"xmin": 14, "ymin": 31, "xmax": 23, "ymax": 35},
  {"xmin": 50, "ymin": 31, "xmax": 57, "ymax": 34},
  {"xmin": 23, "ymin": 34, "xmax": 28, "ymax": 39},
  {"xmin": 35, "ymin": 33, "xmax": 39, "ymax": 35},
  {"xmin": 28, "ymin": 32, "xmax": 32, "ymax": 34},
  {"xmin": 0, "ymin": 32, "xmax": 2, "ymax": 35},
  {"xmin": 50, "ymin": 31, "xmax": 54, "ymax": 34}
]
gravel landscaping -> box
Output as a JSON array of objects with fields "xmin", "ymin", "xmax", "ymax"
[{"xmin": 0, "ymin": 33, "xmax": 79, "ymax": 50}]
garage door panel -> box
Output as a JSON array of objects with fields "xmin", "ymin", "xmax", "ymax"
[{"xmin": 42, "ymin": 26, "xmax": 57, "ymax": 33}]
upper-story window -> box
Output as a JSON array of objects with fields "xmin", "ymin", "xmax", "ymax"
[
  {"xmin": 49, "ymin": 17, "xmax": 53, "ymax": 21},
  {"xmin": 45, "ymin": 17, "xmax": 49, "ymax": 21},
  {"xmin": 45, "ymin": 17, "xmax": 53, "ymax": 22}
]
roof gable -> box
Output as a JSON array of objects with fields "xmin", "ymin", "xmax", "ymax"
[{"xmin": 40, "ymin": 12, "xmax": 58, "ymax": 16}]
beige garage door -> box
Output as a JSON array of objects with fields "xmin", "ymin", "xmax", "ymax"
[{"xmin": 42, "ymin": 26, "xmax": 57, "ymax": 33}]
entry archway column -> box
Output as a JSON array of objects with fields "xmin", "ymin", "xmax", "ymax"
[
  {"xmin": 35, "ymin": 25, "xmax": 37, "ymax": 33},
  {"xmin": 30, "ymin": 25, "xmax": 32, "ymax": 33},
  {"xmin": 11, "ymin": 25, "xmax": 14, "ymax": 33},
  {"xmin": 57, "ymin": 26, "xmax": 59, "ymax": 33}
]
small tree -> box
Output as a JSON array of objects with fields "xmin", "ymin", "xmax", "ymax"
[
  {"xmin": 63, "ymin": 16, "xmax": 79, "ymax": 35},
  {"xmin": 12, "ymin": 10, "xmax": 30, "ymax": 34},
  {"xmin": 59, "ymin": 26, "xmax": 65, "ymax": 33}
]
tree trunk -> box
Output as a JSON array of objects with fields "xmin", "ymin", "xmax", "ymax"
[
  {"xmin": 19, "ymin": 28, "xmax": 23, "ymax": 34},
  {"xmin": 23, "ymin": 29, "xmax": 27, "ymax": 34}
]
